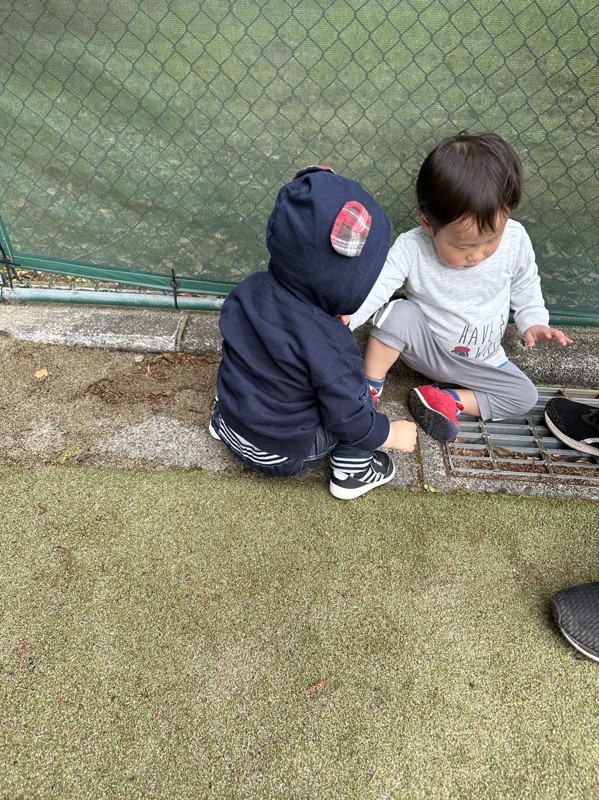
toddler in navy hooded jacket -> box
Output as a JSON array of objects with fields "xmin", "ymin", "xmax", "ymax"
[{"xmin": 210, "ymin": 166, "xmax": 417, "ymax": 500}]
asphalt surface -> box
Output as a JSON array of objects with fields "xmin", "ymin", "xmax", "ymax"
[{"xmin": 2, "ymin": 299, "xmax": 598, "ymax": 501}]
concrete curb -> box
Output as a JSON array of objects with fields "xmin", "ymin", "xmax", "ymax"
[
  {"xmin": 1, "ymin": 300, "xmax": 597, "ymax": 501},
  {"xmin": 2, "ymin": 301, "xmax": 598, "ymax": 388}
]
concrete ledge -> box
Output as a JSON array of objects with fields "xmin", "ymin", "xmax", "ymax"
[
  {"xmin": 1, "ymin": 301, "xmax": 598, "ymax": 388},
  {"xmin": 0, "ymin": 303, "xmax": 186, "ymax": 353},
  {"xmin": 501, "ymin": 325, "xmax": 599, "ymax": 388}
]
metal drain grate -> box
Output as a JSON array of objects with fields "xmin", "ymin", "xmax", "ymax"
[{"xmin": 446, "ymin": 387, "xmax": 599, "ymax": 485}]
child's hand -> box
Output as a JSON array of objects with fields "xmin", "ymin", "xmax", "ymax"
[
  {"xmin": 384, "ymin": 420, "xmax": 418, "ymax": 452},
  {"xmin": 523, "ymin": 325, "xmax": 573, "ymax": 348}
]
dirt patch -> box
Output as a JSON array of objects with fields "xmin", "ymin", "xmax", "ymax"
[{"xmin": 1, "ymin": 339, "xmax": 220, "ymax": 468}]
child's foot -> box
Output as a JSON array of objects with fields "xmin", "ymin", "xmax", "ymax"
[
  {"xmin": 329, "ymin": 450, "xmax": 395, "ymax": 500},
  {"xmin": 551, "ymin": 582, "xmax": 599, "ymax": 662},
  {"xmin": 409, "ymin": 385, "xmax": 464, "ymax": 442},
  {"xmin": 208, "ymin": 420, "xmax": 221, "ymax": 440}
]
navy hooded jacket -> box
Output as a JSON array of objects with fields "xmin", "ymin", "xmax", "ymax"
[{"xmin": 216, "ymin": 168, "xmax": 392, "ymax": 459}]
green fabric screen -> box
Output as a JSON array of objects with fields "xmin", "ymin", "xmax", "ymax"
[{"xmin": 0, "ymin": 1, "xmax": 596, "ymax": 317}]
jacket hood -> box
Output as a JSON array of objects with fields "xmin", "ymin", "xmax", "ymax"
[{"xmin": 266, "ymin": 168, "xmax": 391, "ymax": 316}]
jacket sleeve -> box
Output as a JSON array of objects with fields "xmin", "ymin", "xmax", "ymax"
[
  {"xmin": 316, "ymin": 368, "xmax": 390, "ymax": 450},
  {"xmin": 349, "ymin": 234, "xmax": 410, "ymax": 330},
  {"xmin": 510, "ymin": 228, "xmax": 550, "ymax": 334}
]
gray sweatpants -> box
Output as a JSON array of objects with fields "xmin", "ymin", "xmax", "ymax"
[{"xmin": 370, "ymin": 299, "xmax": 538, "ymax": 421}]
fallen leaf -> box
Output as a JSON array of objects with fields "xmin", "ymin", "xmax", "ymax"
[
  {"xmin": 34, "ymin": 368, "xmax": 48, "ymax": 380},
  {"xmin": 56, "ymin": 545, "xmax": 74, "ymax": 585},
  {"xmin": 306, "ymin": 676, "xmax": 332, "ymax": 696},
  {"xmin": 490, "ymin": 445, "xmax": 514, "ymax": 457},
  {"xmin": 52, "ymin": 444, "xmax": 81, "ymax": 465}
]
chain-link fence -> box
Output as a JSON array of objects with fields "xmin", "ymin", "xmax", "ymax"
[{"xmin": 0, "ymin": 1, "xmax": 597, "ymax": 318}]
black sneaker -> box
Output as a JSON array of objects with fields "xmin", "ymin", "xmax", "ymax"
[
  {"xmin": 544, "ymin": 397, "xmax": 599, "ymax": 456},
  {"xmin": 551, "ymin": 582, "xmax": 599, "ymax": 662},
  {"xmin": 329, "ymin": 450, "xmax": 395, "ymax": 500}
]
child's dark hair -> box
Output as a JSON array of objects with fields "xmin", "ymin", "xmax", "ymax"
[{"xmin": 416, "ymin": 132, "xmax": 523, "ymax": 233}]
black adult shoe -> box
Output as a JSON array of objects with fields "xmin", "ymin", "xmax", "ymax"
[
  {"xmin": 544, "ymin": 397, "xmax": 599, "ymax": 457},
  {"xmin": 551, "ymin": 582, "xmax": 599, "ymax": 662},
  {"xmin": 330, "ymin": 450, "xmax": 395, "ymax": 500}
]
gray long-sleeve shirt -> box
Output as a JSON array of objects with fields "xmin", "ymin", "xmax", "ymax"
[{"xmin": 350, "ymin": 220, "xmax": 550, "ymax": 367}]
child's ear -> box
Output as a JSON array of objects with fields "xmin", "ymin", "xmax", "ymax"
[{"xmin": 418, "ymin": 209, "xmax": 434, "ymax": 236}]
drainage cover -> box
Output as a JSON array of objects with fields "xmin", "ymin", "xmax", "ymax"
[{"xmin": 446, "ymin": 387, "xmax": 599, "ymax": 486}]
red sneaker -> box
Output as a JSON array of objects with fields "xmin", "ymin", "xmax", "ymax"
[{"xmin": 408, "ymin": 385, "xmax": 464, "ymax": 441}]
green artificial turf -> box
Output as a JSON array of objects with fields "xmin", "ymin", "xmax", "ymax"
[
  {"xmin": 1, "ymin": 0, "xmax": 597, "ymax": 317},
  {"xmin": 1, "ymin": 467, "xmax": 598, "ymax": 798}
]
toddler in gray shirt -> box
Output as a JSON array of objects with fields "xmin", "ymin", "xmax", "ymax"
[{"xmin": 350, "ymin": 132, "xmax": 573, "ymax": 442}]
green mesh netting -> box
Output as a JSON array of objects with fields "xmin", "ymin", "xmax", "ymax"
[{"xmin": 0, "ymin": 1, "xmax": 597, "ymax": 315}]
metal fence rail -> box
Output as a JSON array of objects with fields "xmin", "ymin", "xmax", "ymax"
[{"xmin": 0, "ymin": 1, "xmax": 597, "ymax": 318}]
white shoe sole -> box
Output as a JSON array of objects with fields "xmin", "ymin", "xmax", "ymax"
[{"xmin": 559, "ymin": 627, "xmax": 599, "ymax": 662}]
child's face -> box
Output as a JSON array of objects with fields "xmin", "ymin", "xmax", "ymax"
[{"xmin": 419, "ymin": 210, "xmax": 510, "ymax": 269}]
